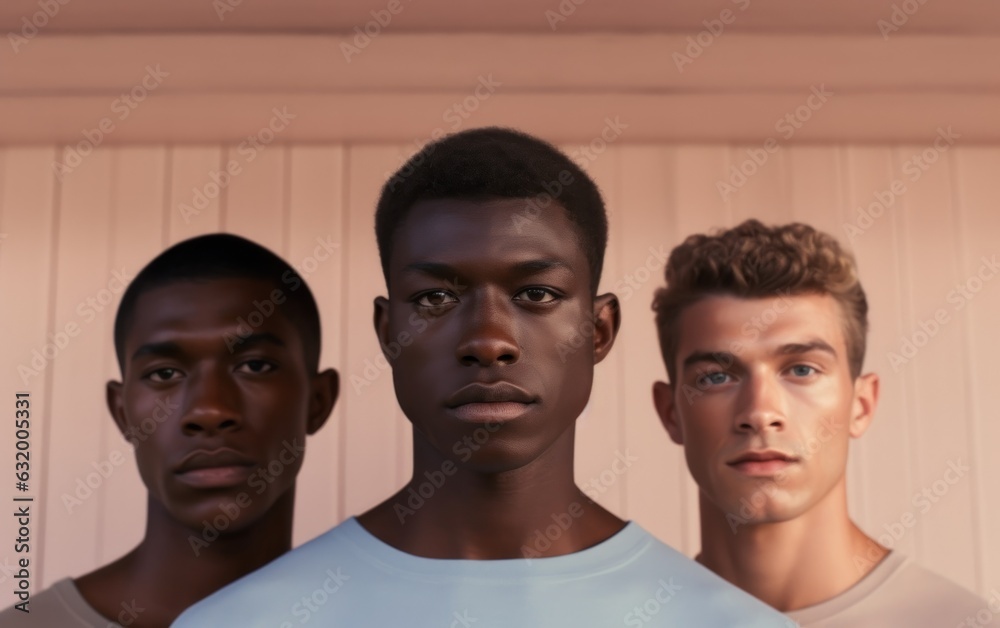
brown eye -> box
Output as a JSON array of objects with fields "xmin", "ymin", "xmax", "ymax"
[
  {"xmin": 238, "ymin": 360, "xmax": 275, "ymax": 374},
  {"xmin": 416, "ymin": 291, "xmax": 458, "ymax": 307},
  {"xmin": 515, "ymin": 288, "xmax": 556, "ymax": 303},
  {"xmin": 148, "ymin": 368, "xmax": 181, "ymax": 382}
]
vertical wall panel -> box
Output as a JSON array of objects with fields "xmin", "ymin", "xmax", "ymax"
[
  {"xmin": 0, "ymin": 148, "xmax": 58, "ymax": 598},
  {"xmin": 0, "ymin": 140, "xmax": 994, "ymax": 601},
  {"xmin": 222, "ymin": 145, "xmax": 286, "ymax": 251},
  {"xmin": 951, "ymin": 146, "xmax": 1000, "ymax": 595},
  {"xmin": 728, "ymin": 144, "xmax": 793, "ymax": 224},
  {"xmin": 97, "ymin": 147, "xmax": 168, "ymax": 566},
  {"xmin": 41, "ymin": 148, "xmax": 114, "ymax": 584},
  {"xmin": 286, "ymin": 146, "xmax": 345, "ymax": 543},
  {"xmin": 571, "ymin": 143, "xmax": 626, "ymax": 519},
  {"xmin": 618, "ymin": 146, "xmax": 684, "ymax": 548},
  {"xmin": 893, "ymin": 143, "xmax": 977, "ymax": 590},
  {"xmin": 840, "ymin": 146, "xmax": 918, "ymax": 560},
  {"xmin": 339, "ymin": 145, "xmax": 410, "ymax": 517},
  {"xmin": 168, "ymin": 146, "xmax": 223, "ymax": 242}
]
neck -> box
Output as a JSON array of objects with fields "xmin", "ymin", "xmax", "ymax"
[
  {"xmin": 696, "ymin": 478, "xmax": 888, "ymax": 612},
  {"xmin": 359, "ymin": 425, "xmax": 624, "ymax": 559},
  {"xmin": 77, "ymin": 489, "xmax": 296, "ymax": 627}
]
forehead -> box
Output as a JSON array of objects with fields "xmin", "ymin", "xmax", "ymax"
[
  {"xmin": 389, "ymin": 198, "xmax": 589, "ymax": 276},
  {"xmin": 675, "ymin": 293, "xmax": 849, "ymax": 358},
  {"xmin": 125, "ymin": 277, "xmax": 299, "ymax": 348}
]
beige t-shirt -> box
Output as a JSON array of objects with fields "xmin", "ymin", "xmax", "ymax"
[
  {"xmin": 787, "ymin": 552, "xmax": 999, "ymax": 627},
  {"xmin": 0, "ymin": 578, "xmax": 123, "ymax": 627}
]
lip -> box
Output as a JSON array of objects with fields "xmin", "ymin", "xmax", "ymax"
[
  {"xmin": 445, "ymin": 382, "xmax": 537, "ymax": 423},
  {"xmin": 174, "ymin": 448, "xmax": 256, "ymax": 489},
  {"xmin": 727, "ymin": 450, "xmax": 799, "ymax": 477}
]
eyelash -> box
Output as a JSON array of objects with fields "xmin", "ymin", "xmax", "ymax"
[
  {"xmin": 142, "ymin": 359, "xmax": 277, "ymax": 383},
  {"xmin": 412, "ymin": 287, "xmax": 561, "ymax": 310},
  {"xmin": 694, "ymin": 364, "xmax": 820, "ymax": 387}
]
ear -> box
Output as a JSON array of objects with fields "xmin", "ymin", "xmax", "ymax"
[
  {"xmin": 306, "ymin": 368, "xmax": 339, "ymax": 435},
  {"xmin": 848, "ymin": 372, "xmax": 879, "ymax": 438},
  {"xmin": 373, "ymin": 296, "xmax": 393, "ymax": 360},
  {"xmin": 652, "ymin": 380, "xmax": 684, "ymax": 445},
  {"xmin": 106, "ymin": 380, "xmax": 128, "ymax": 439},
  {"xmin": 592, "ymin": 293, "xmax": 621, "ymax": 365}
]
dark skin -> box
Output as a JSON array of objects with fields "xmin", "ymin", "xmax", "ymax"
[
  {"xmin": 76, "ymin": 278, "xmax": 338, "ymax": 627},
  {"xmin": 359, "ymin": 198, "xmax": 624, "ymax": 559}
]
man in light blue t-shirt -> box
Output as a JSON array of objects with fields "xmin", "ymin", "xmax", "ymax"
[{"xmin": 174, "ymin": 128, "xmax": 793, "ymax": 627}]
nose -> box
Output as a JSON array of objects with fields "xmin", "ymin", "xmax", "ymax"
[
  {"xmin": 455, "ymin": 291, "xmax": 521, "ymax": 367},
  {"xmin": 180, "ymin": 367, "xmax": 243, "ymax": 436},
  {"xmin": 734, "ymin": 372, "xmax": 786, "ymax": 434}
]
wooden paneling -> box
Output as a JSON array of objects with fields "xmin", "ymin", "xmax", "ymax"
[{"xmin": 0, "ymin": 142, "xmax": 995, "ymax": 602}]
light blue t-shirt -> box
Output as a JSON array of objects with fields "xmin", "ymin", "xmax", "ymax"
[{"xmin": 172, "ymin": 518, "xmax": 793, "ymax": 627}]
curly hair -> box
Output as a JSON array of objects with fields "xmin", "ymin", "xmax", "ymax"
[{"xmin": 652, "ymin": 219, "xmax": 868, "ymax": 382}]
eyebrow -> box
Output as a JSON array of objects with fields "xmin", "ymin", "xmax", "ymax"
[
  {"xmin": 401, "ymin": 259, "xmax": 574, "ymax": 278},
  {"xmin": 230, "ymin": 332, "xmax": 287, "ymax": 352},
  {"xmin": 131, "ymin": 340, "xmax": 183, "ymax": 362},
  {"xmin": 680, "ymin": 340, "xmax": 838, "ymax": 370},
  {"xmin": 130, "ymin": 332, "xmax": 286, "ymax": 362},
  {"xmin": 682, "ymin": 351, "xmax": 733, "ymax": 369},
  {"xmin": 775, "ymin": 340, "xmax": 838, "ymax": 357}
]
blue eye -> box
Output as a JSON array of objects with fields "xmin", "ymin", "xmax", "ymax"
[
  {"xmin": 697, "ymin": 371, "xmax": 730, "ymax": 387},
  {"xmin": 790, "ymin": 365, "xmax": 816, "ymax": 377}
]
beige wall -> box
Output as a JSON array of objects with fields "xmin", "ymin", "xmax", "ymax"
[{"xmin": 0, "ymin": 140, "xmax": 996, "ymax": 603}]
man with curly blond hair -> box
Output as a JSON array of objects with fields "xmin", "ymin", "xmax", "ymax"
[{"xmin": 651, "ymin": 219, "xmax": 995, "ymax": 626}]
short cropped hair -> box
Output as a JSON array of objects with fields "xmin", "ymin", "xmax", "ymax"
[
  {"xmin": 374, "ymin": 126, "xmax": 609, "ymax": 292},
  {"xmin": 652, "ymin": 219, "xmax": 868, "ymax": 382},
  {"xmin": 113, "ymin": 233, "xmax": 322, "ymax": 372}
]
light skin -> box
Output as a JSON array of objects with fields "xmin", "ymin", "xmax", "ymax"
[
  {"xmin": 358, "ymin": 198, "xmax": 624, "ymax": 559},
  {"xmin": 76, "ymin": 278, "xmax": 338, "ymax": 627},
  {"xmin": 653, "ymin": 293, "xmax": 887, "ymax": 612}
]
